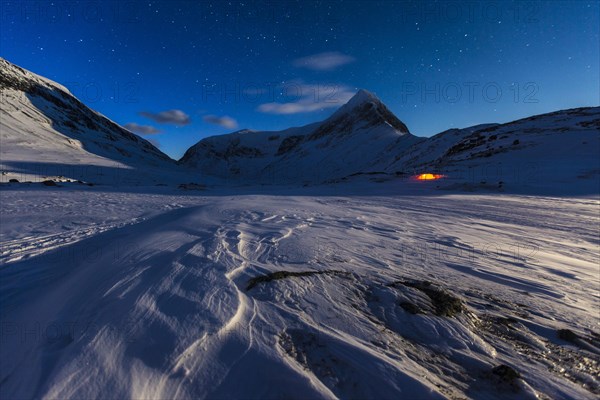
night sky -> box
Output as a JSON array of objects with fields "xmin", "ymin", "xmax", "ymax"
[{"xmin": 1, "ymin": 1, "xmax": 598, "ymax": 159}]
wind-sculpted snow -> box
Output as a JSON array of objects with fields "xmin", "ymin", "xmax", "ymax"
[{"xmin": 1, "ymin": 189, "xmax": 598, "ymax": 399}]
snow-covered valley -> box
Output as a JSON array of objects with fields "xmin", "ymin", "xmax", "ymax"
[
  {"xmin": 1, "ymin": 57, "xmax": 599, "ymax": 400},
  {"xmin": 1, "ymin": 184, "xmax": 598, "ymax": 399}
]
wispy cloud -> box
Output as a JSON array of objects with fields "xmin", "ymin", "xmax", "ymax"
[
  {"xmin": 139, "ymin": 109, "xmax": 191, "ymax": 125},
  {"xmin": 257, "ymin": 82, "xmax": 354, "ymax": 115},
  {"xmin": 292, "ymin": 51, "xmax": 356, "ymax": 71},
  {"xmin": 124, "ymin": 123, "xmax": 161, "ymax": 135},
  {"xmin": 203, "ymin": 115, "xmax": 238, "ymax": 129}
]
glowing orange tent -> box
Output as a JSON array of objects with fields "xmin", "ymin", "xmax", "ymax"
[{"xmin": 415, "ymin": 173, "xmax": 444, "ymax": 180}]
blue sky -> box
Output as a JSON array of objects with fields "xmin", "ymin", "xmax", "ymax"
[{"xmin": 1, "ymin": 1, "xmax": 598, "ymax": 159}]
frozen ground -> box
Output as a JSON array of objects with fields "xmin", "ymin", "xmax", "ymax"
[{"xmin": 0, "ymin": 182, "xmax": 598, "ymax": 400}]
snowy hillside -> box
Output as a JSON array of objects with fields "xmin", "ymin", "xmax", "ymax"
[
  {"xmin": 387, "ymin": 107, "xmax": 600, "ymax": 194},
  {"xmin": 180, "ymin": 89, "xmax": 424, "ymax": 184},
  {"xmin": 0, "ymin": 58, "xmax": 179, "ymax": 185},
  {"xmin": 389, "ymin": 123, "xmax": 500, "ymax": 171},
  {"xmin": 2, "ymin": 58, "xmax": 597, "ymax": 193}
]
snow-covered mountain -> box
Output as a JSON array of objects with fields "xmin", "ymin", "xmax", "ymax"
[
  {"xmin": 0, "ymin": 58, "xmax": 177, "ymax": 185},
  {"xmin": 180, "ymin": 89, "xmax": 424, "ymax": 183},
  {"xmin": 2, "ymin": 58, "xmax": 598, "ymax": 193},
  {"xmin": 388, "ymin": 107, "xmax": 600, "ymax": 194},
  {"xmin": 181, "ymin": 87, "xmax": 599, "ymax": 192}
]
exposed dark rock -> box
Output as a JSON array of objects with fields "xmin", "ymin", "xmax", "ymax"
[
  {"xmin": 178, "ymin": 183, "xmax": 206, "ymax": 190},
  {"xmin": 577, "ymin": 118, "xmax": 600, "ymax": 128},
  {"xmin": 390, "ymin": 280, "xmax": 465, "ymax": 317},
  {"xmin": 557, "ymin": 328, "xmax": 579, "ymax": 343},
  {"xmin": 491, "ymin": 364, "xmax": 521, "ymax": 383},
  {"xmin": 399, "ymin": 301, "xmax": 421, "ymax": 314},
  {"xmin": 276, "ymin": 135, "xmax": 304, "ymax": 155},
  {"xmin": 246, "ymin": 270, "xmax": 348, "ymax": 291},
  {"xmin": 445, "ymin": 133, "xmax": 486, "ymax": 157}
]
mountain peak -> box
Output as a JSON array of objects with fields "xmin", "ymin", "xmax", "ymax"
[
  {"xmin": 328, "ymin": 89, "xmax": 380, "ymax": 119},
  {"xmin": 350, "ymin": 88, "xmax": 379, "ymax": 103},
  {"xmin": 328, "ymin": 89, "xmax": 409, "ymax": 133},
  {"xmin": 341, "ymin": 89, "xmax": 380, "ymax": 110}
]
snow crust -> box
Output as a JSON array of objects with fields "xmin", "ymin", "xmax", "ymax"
[{"xmin": 1, "ymin": 186, "xmax": 598, "ymax": 399}]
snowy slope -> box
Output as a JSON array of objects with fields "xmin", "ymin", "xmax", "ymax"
[
  {"xmin": 180, "ymin": 90, "xmax": 424, "ymax": 184},
  {"xmin": 0, "ymin": 186, "xmax": 598, "ymax": 399},
  {"xmin": 390, "ymin": 123, "xmax": 500, "ymax": 171},
  {"xmin": 0, "ymin": 58, "xmax": 181, "ymax": 185},
  {"xmin": 388, "ymin": 107, "xmax": 600, "ymax": 194}
]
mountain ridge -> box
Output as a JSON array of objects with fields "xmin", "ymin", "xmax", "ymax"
[
  {"xmin": 1, "ymin": 57, "xmax": 598, "ymax": 190},
  {"xmin": 0, "ymin": 57, "xmax": 183, "ymax": 184},
  {"xmin": 179, "ymin": 88, "xmax": 421, "ymax": 182},
  {"xmin": 0, "ymin": 58, "xmax": 171, "ymax": 163}
]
